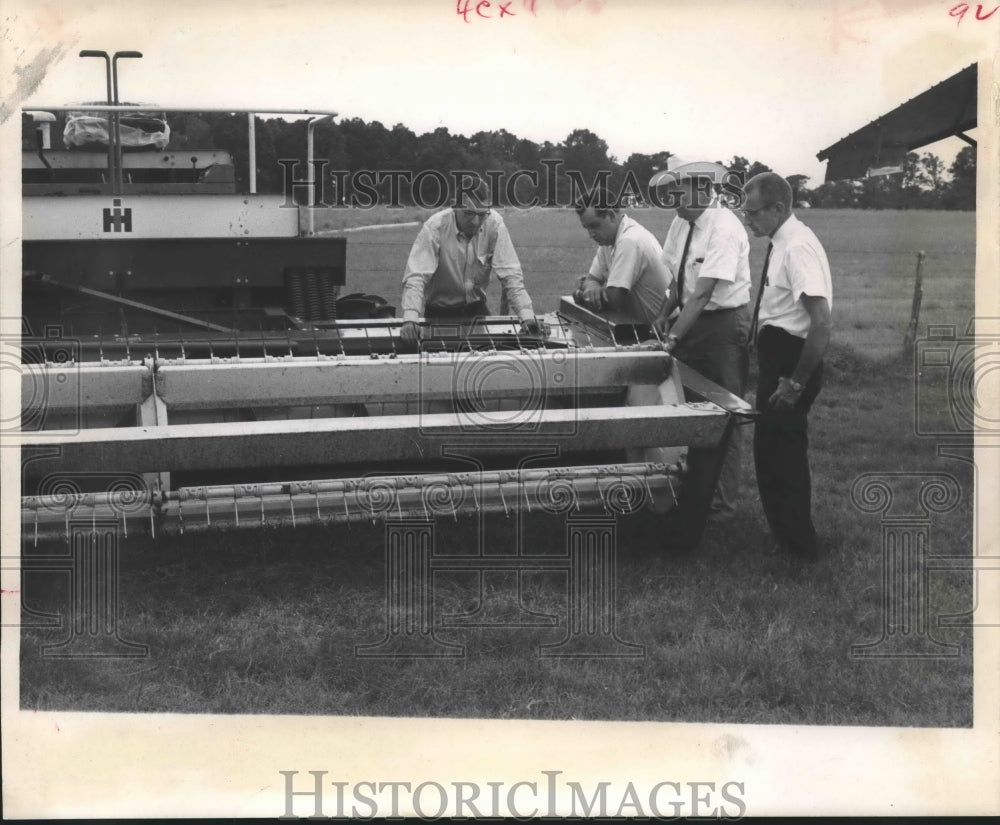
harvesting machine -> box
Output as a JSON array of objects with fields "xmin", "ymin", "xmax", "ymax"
[{"xmin": 15, "ymin": 51, "xmax": 753, "ymax": 552}]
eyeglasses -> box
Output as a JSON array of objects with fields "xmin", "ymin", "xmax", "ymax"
[
  {"xmin": 740, "ymin": 202, "xmax": 775, "ymax": 218},
  {"xmin": 460, "ymin": 208, "xmax": 490, "ymax": 219}
]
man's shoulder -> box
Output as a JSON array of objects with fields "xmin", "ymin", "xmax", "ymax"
[
  {"xmin": 620, "ymin": 215, "xmax": 660, "ymax": 247},
  {"xmin": 423, "ymin": 208, "xmax": 453, "ymax": 229},
  {"xmin": 784, "ymin": 214, "xmax": 825, "ymax": 248},
  {"xmin": 706, "ymin": 206, "xmax": 749, "ymax": 240}
]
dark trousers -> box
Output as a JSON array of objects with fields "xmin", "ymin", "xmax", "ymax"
[
  {"xmin": 675, "ymin": 305, "xmax": 750, "ymax": 514},
  {"xmin": 425, "ymin": 300, "xmax": 490, "ymax": 321},
  {"xmin": 753, "ymin": 325, "xmax": 823, "ymax": 556}
]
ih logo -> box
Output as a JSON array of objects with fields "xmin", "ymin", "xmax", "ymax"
[{"xmin": 102, "ymin": 198, "xmax": 132, "ymax": 233}]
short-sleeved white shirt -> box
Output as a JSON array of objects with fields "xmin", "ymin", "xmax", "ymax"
[
  {"xmin": 661, "ymin": 205, "xmax": 751, "ymax": 310},
  {"xmin": 758, "ymin": 214, "xmax": 833, "ymax": 339},
  {"xmin": 587, "ymin": 215, "xmax": 669, "ymax": 323}
]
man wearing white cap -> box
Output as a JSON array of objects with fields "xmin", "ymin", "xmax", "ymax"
[{"xmin": 650, "ymin": 157, "xmax": 752, "ymax": 520}]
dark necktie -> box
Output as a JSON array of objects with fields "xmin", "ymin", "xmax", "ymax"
[
  {"xmin": 750, "ymin": 241, "xmax": 773, "ymax": 348},
  {"xmin": 676, "ymin": 220, "xmax": 696, "ymax": 308}
]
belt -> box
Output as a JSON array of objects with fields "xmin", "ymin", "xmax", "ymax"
[{"xmin": 699, "ymin": 305, "xmax": 748, "ymax": 315}]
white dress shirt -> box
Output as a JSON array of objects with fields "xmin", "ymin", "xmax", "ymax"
[
  {"xmin": 661, "ymin": 205, "xmax": 751, "ymax": 310},
  {"xmin": 758, "ymin": 214, "xmax": 833, "ymax": 338}
]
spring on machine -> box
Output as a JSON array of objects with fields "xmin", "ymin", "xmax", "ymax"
[
  {"xmin": 320, "ymin": 272, "xmax": 338, "ymax": 321},
  {"xmin": 286, "ymin": 270, "xmax": 307, "ymax": 319},
  {"xmin": 303, "ymin": 270, "xmax": 322, "ymax": 321}
]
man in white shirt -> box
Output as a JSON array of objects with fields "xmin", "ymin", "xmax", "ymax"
[
  {"xmin": 650, "ymin": 158, "xmax": 752, "ymax": 520},
  {"xmin": 400, "ymin": 181, "xmax": 540, "ymax": 342},
  {"xmin": 573, "ymin": 188, "xmax": 678, "ymax": 513},
  {"xmin": 573, "ymin": 187, "xmax": 670, "ymax": 325},
  {"xmin": 742, "ymin": 172, "xmax": 833, "ymax": 560}
]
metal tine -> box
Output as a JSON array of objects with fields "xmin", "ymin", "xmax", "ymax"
[
  {"xmin": 450, "ymin": 482, "xmax": 458, "ymax": 522},
  {"xmin": 605, "ymin": 317, "xmax": 617, "ymax": 349},
  {"xmin": 149, "ymin": 506, "xmax": 156, "ymax": 540},
  {"xmin": 342, "ymin": 487, "xmax": 351, "ymax": 528},
  {"xmin": 153, "ymin": 323, "xmax": 159, "ymax": 361},
  {"xmin": 573, "ymin": 478, "xmax": 582, "ymax": 512},
  {"xmin": 362, "ymin": 324, "xmax": 375, "ymax": 358},
  {"xmin": 234, "ymin": 487, "xmax": 240, "ymax": 527},
  {"xmin": 179, "ymin": 326, "xmax": 187, "ymax": 361},
  {"xmin": 522, "ymin": 476, "xmax": 532, "ymax": 513},
  {"xmin": 395, "ymin": 486, "xmax": 403, "ymax": 519},
  {"xmin": 288, "ymin": 489, "xmax": 296, "ymax": 528},
  {"xmin": 64, "ymin": 510, "xmax": 69, "ymax": 544},
  {"xmin": 313, "ymin": 326, "xmax": 320, "ymax": 359},
  {"xmin": 420, "ymin": 484, "xmax": 429, "ymax": 521},
  {"xmin": 666, "ymin": 473, "xmax": 678, "ymax": 508},
  {"xmin": 314, "ymin": 486, "xmax": 321, "ymax": 524},
  {"xmin": 498, "ymin": 477, "xmax": 509, "ymax": 518},
  {"xmin": 259, "ymin": 487, "xmax": 266, "ymax": 527},
  {"xmin": 286, "ymin": 328, "xmax": 294, "ymax": 359},
  {"xmin": 387, "ymin": 323, "xmax": 398, "ymax": 358},
  {"xmin": 471, "ymin": 479, "xmax": 480, "ymax": 515},
  {"xmin": 124, "ymin": 334, "xmax": 131, "ymax": 364},
  {"xmin": 98, "ymin": 324, "xmax": 105, "ymax": 363},
  {"xmin": 631, "ymin": 324, "xmax": 642, "ymax": 347},
  {"xmin": 335, "ymin": 324, "xmax": 346, "ymax": 357},
  {"xmin": 207, "ymin": 337, "xmax": 215, "ymax": 362},
  {"xmin": 178, "ymin": 496, "xmax": 185, "ymax": 534},
  {"xmin": 235, "ymin": 327, "xmax": 241, "ymax": 360},
  {"xmin": 259, "ymin": 324, "xmax": 267, "ymax": 360},
  {"xmin": 645, "ymin": 313, "xmax": 664, "ymax": 347},
  {"xmin": 484, "ymin": 323, "xmax": 497, "ymax": 353},
  {"xmin": 33, "ymin": 505, "xmax": 38, "ymax": 548}
]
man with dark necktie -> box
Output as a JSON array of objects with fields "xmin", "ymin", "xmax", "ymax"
[
  {"xmin": 741, "ymin": 172, "xmax": 833, "ymax": 560},
  {"xmin": 650, "ymin": 158, "xmax": 752, "ymax": 520}
]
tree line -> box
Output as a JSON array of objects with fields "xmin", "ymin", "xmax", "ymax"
[{"xmin": 26, "ymin": 111, "xmax": 976, "ymax": 210}]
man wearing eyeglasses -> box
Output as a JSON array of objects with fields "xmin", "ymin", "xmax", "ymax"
[
  {"xmin": 742, "ymin": 172, "xmax": 833, "ymax": 560},
  {"xmin": 400, "ymin": 180, "xmax": 540, "ymax": 342},
  {"xmin": 649, "ymin": 158, "xmax": 752, "ymax": 521}
]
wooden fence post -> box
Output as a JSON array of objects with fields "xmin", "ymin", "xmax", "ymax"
[{"xmin": 902, "ymin": 251, "xmax": 926, "ymax": 354}]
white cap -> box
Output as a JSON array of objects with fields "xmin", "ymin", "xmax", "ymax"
[{"xmin": 648, "ymin": 156, "xmax": 728, "ymax": 187}]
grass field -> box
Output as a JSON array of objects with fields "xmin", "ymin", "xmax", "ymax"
[{"xmin": 20, "ymin": 207, "xmax": 976, "ymax": 725}]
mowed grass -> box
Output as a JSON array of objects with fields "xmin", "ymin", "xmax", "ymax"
[{"xmin": 20, "ymin": 208, "xmax": 976, "ymax": 725}]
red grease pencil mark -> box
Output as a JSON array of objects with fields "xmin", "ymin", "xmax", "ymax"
[{"xmin": 949, "ymin": 3, "xmax": 1000, "ymax": 25}]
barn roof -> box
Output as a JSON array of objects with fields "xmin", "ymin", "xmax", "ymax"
[{"xmin": 816, "ymin": 64, "xmax": 977, "ymax": 181}]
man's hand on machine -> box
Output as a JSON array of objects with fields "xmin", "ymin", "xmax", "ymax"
[{"xmin": 401, "ymin": 321, "xmax": 421, "ymax": 342}]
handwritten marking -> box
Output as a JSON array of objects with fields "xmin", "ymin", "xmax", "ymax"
[
  {"xmin": 949, "ymin": 3, "xmax": 1000, "ymax": 24},
  {"xmin": 458, "ymin": 0, "xmax": 604, "ymax": 21},
  {"xmin": 457, "ymin": 0, "xmax": 516, "ymax": 21}
]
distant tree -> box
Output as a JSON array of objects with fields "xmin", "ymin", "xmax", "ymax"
[
  {"xmin": 786, "ymin": 174, "xmax": 810, "ymax": 204},
  {"xmin": 944, "ymin": 145, "xmax": 975, "ymax": 210}
]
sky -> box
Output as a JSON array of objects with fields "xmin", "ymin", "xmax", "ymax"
[{"xmin": 3, "ymin": 0, "xmax": 994, "ymax": 183}]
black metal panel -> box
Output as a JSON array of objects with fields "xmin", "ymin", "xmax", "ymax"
[{"xmin": 23, "ymin": 236, "xmax": 347, "ymax": 290}]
